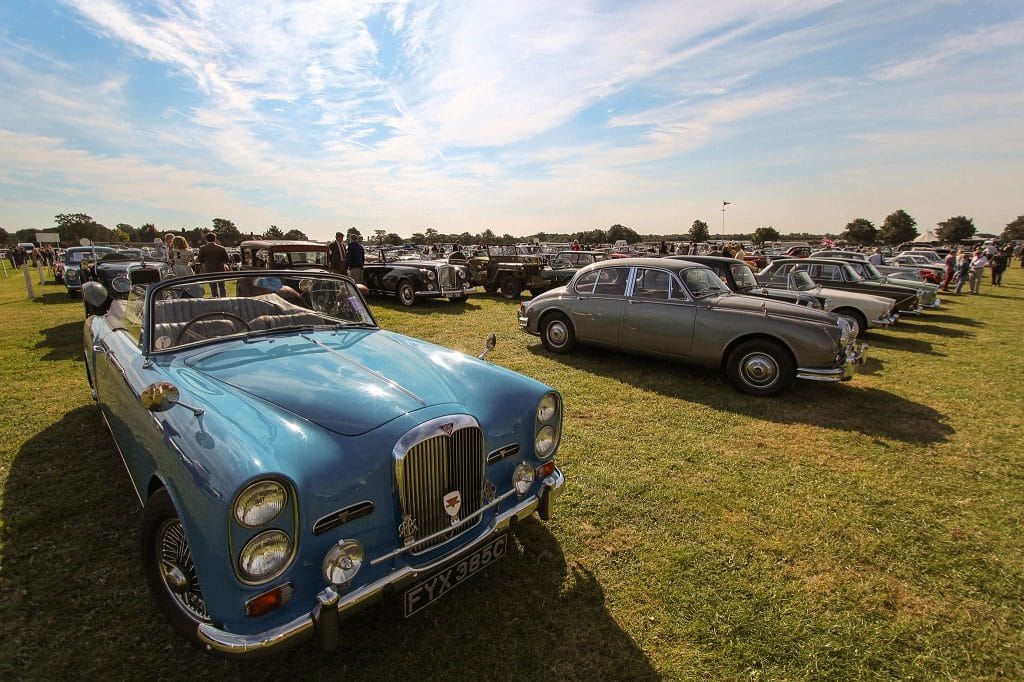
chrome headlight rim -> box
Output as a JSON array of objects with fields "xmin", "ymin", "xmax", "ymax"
[
  {"xmin": 536, "ymin": 392, "xmax": 559, "ymax": 423},
  {"xmin": 233, "ymin": 479, "xmax": 288, "ymax": 528},
  {"xmin": 535, "ymin": 425, "xmax": 557, "ymax": 460},
  {"xmin": 836, "ymin": 317, "xmax": 852, "ymax": 346},
  {"xmin": 238, "ymin": 529, "xmax": 293, "ymax": 583},
  {"xmin": 512, "ymin": 461, "xmax": 535, "ymax": 495}
]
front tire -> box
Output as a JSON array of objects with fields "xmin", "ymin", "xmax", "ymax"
[
  {"xmin": 726, "ymin": 339, "xmax": 794, "ymax": 397},
  {"xmin": 500, "ymin": 277, "xmax": 522, "ymax": 299},
  {"xmin": 139, "ymin": 488, "xmax": 211, "ymax": 643},
  {"xmin": 541, "ymin": 312, "xmax": 576, "ymax": 354},
  {"xmin": 397, "ymin": 280, "xmax": 417, "ymax": 306}
]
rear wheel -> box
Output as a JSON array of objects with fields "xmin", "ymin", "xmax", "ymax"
[
  {"xmin": 541, "ymin": 312, "xmax": 575, "ymax": 354},
  {"xmin": 139, "ymin": 489, "xmax": 211, "ymax": 643},
  {"xmin": 726, "ymin": 339, "xmax": 794, "ymax": 397},
  {"xmin": 500, "ymin": 277, "xmax": 522, "ymax": 299},
  {"xmin": 397, "ymin": 281, "xmax": 417, "ymax": 306}
]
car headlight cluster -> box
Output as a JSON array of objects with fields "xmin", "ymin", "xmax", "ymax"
[
  {"xmin": 837, "ymin": 318, "xmax": 852, "ymax": 346},
  {"xmin": 423, "ymin": 269, "xmax": 436, "ymax": 280},
  {"xmin": 534, "ymin": 392, "xmax": 561, "ymax": 460},
  {"xmin": 233, "ymin": 480, "xmax": 293, "ymax": 583}
]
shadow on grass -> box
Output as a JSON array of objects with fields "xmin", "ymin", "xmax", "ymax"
[
  {"xmin": 904, "ymin": 312, "xmax": 982, "ymax": 327},
  {"xmin": 34, "ymin": 321, "xmax": 83, "ymax": 361},
  {"xmin": 0, "ymin": 406, "xmax": 655, "ymax": 680},
  {"xmin": 863, "ymin": 333, "xmax": 942, "ymax": 356},
  {"xmin": 32, "ymin": 290, "xmax": 80, "ymax": 305},
  {"xmin": 528, "ymin": 346, "xmax": 954, "ymax": 445},
  {"xmin": 367, "ymin": 294, "xmax": 485, "ymax": 316},
  {"xmin": 890, "ymin": 321, "xmax": 974, "ymax": 338}
]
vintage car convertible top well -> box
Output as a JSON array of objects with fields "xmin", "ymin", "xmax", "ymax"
[{"xmin": 81, "ymin": 271, "xmax": 565, "ymax": 656}]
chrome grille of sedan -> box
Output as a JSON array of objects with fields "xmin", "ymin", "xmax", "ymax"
[
  {"xmin": 437, "ymin": 265, "xmax": 456, "ymax": 289},
  {"xmin": 395, "ymin": 421, "xmax": 484, "ymax": 551}
]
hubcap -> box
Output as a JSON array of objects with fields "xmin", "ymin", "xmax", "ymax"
[
  {"xmin": 547, "ymin": 321, "xmax": 567, "ymax": 346},
  {"xmin": 158, "ymin": 519, "xmax": 210, "ymax": 622},
  {"xmin": 739, "ymin": 352, "xmax": 779, "ymax": 387}
]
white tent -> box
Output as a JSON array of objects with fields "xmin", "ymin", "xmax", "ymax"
[{"xmin": 913, "ymin": 229, "xmax": 939, "ymax": 242}]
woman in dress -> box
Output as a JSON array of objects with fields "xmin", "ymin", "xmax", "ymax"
[{"xmin": 169, "ymin": 235, "xmax": 194, "ymax": 277}]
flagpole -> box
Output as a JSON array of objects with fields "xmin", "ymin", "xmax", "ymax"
[{"xmin": 722, "ymin": 201, "xmax": 730, "ymax": 238}]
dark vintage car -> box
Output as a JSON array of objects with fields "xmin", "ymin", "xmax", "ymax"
[
  {"xmin": 239, "ymin": 239, "xmax": 330, "ymax": 271},
  {"xmin": 61, "ymin": 245, "xmax": 116, "ymax": 295},
  {"xmin": 463, "ymin": 245, "xmax": 551, "ymax": 299},
  {"xmin": 518, "ymin": 258, "xmax": 864, "ymax": 397},
  {"xmin": 81, "ymin": 270, "xmax": 565, "ymax": 656},
  {"xmin": 540, "ymin": 250, "xmax": 610, "ymax": 289},
  {"xmin": 66, "ymin": 245, "xmax": 170, "ymax": 315},
  {"xmin": 760, "ymin": 258, "xmax": 924, "ymax": 314},
  {"xmin": 664, "ymin": 255, "xmax": 828, "ymax": 310},
  {"xmin": 364, "ymin": 250, "xmax": 475, "ymax": 306}
]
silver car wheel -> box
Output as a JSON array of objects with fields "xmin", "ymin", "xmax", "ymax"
[
  {"xmin": 737, "ymin": 351, "xmax": 780, "ymax": 389},
  {"xmin": 158, "ymin": 518, "xmax": 210, "ymax": 623}
]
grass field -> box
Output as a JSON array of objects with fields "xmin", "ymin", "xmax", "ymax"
[{"xmin": 1, "ymin": 264, "xmax": 1022, "ymax": 680}]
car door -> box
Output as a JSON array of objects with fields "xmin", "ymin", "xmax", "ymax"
[
  {"xmin": 620, "ymin": 268, "xmax": 696, "ymax": 358},
  {"xmin": 569, "ymin": 266, "xmax": 629, "ymax": 345}
]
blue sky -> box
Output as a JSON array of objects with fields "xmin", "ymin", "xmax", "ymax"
[{"xmin": 1, "ymin": 0, "xmax": 1021, "ymax": 240}]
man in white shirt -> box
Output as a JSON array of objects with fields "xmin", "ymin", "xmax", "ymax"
[{"xmin": 868, "ymin": 248, "xmax": 883, "ymax": 265}]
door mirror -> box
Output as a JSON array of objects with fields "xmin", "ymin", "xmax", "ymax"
[{"xmin": 141, "ymin": 382, "xmax": 179, "ymax": 412}]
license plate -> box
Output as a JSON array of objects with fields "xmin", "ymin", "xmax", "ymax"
[{"xmin": 403, "ymin": 534, "xmax": 507, "ymax": 617}]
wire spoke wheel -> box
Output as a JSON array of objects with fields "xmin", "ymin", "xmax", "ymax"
[{"xmin": 157, "ymin": 518, "xmax": 210, "ymax": 623}]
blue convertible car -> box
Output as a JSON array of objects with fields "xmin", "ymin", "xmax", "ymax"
[{"xmin": 81, "ymin": 271, "xmax": 565, "ymax": 656}]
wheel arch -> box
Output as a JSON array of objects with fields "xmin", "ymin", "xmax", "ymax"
[{"xmin": 719, "ymin": 332, "xmax": 796, "ymax": 372}]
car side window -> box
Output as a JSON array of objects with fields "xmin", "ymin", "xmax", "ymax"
[
  {"xmin": 767, "ymin": 264, "xmax": 793, "ymax": 284},
  {"xmin": 593, "ymin": 268, "xmax": 629, "ymax": 296},
  {"xmin": 573, "ymin": 270, "xmax": 599, "ymax": 294},
  {"xmin": 632, "ymin": 269, "xmax": 670, "ymax": 300},
  {"xmin": 810, "ymin": 264, "xmax": 841, "ymax": 281}
]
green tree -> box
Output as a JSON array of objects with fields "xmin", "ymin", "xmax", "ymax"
[
  {"xmin": 607, "ymin": 224, "xmax": 640, "ymax": 243},
  {"xmin": 115, "ymin": 223, "xmax": 138, "ymax": 241},
  {"xmin": 372, "ymin": 229, "xmax": 387, "ymax": 244},
  {"xmin": 346, "ymin": 226, "xmax": 361, "ymax": 241},
  {"xmin": 385, "ymin": 233, "xmax": 403, "ymax": 246},
  {"xmin": 936, "ymin": 215, "xmax": 976, "ymax": 243},
  {"xmin": 878, "ymin": 209, "xmax": 918, "ymax": 245},
  {"xmin": 841, "ymin": 218, "xmax": 878, "ymax": 246},
  {"xmin": 0, "ymin": 227, "xmax": 12, "ymax": 247},
  {"xmin": 212, "ymin": 218, "xmax": 243, "ymax": 246},
  {"xmin": 263, "ymin": 225, "xmax": 285, "ymax": 240},
  {"xmin": 138, "ymin": 223, "xmax": 159, "ymax": 243},
  {"xmin": 1001, "ymin": 215, "xmax": 1024, "ymax": 241},
  {"xmin": 110, "ymin": 228, "xmax": 130, "ymax": 242},
  {"xmin": 752, "ymin": 226, "xmax": 780, "ymax": 245},
  {"xmin": 54, "ymin": 213, "xmax": 110, "ymax": 245},
  {"xmin": 424, "ymin": 228, "xmax": 438, "ymax": 244},
  {"xmin": 283, "ymin": 229, "xmax": 308, "ymax": 241},
  {"xmin": 689, "ymin": 219, "xmax": 710, "ymax": 243},
  {"xmin": 410, "ymin": 232, "xmax": 425, "ymax": 243},
  {"xmin": 478, "ymin": 228, "xmax": 496, "ymax": 244},
  {"xmin": 574, "ymin": 228, "xmax": 607, "ymax": 245}
]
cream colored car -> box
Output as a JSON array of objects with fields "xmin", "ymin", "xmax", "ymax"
[{"xmin": 758, "ymin": 269, "xmax": 897, "ymax": 336}]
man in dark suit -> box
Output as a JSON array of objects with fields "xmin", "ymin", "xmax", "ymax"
[
  {"xmin": 197, "ymin": 232, "xmax": 230, "ymax": 296},
  {"xmin": 329, "ymin": 232, "xmax": 348, "ymax": 275},
  {"xmin": 347, "ymin": 233, "xmax": 365, "ymax": 284}
]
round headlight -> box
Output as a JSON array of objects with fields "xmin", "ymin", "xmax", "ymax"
[
  {"xmin": 836, "ymin": 318, "xmax": 852, "ymax": 346},
  {"xmin": 234, "ymin": 480, "xmax": 287, "ymax": 527},
  {"xmin": 425, "ymin": 270, "xmax": 436, "ymax": 280},
  {"xmin": 322, "ymin": 539, "xmax": 364, "ymax": 586},
  {"xmin": 512, "ymin": 461, "xmax": 535, "ymax": 495},
  {"xmin": 112, "ymin": 275, "xmax": 131, "ymax": 293},
  {"xmin": 239, "ymin": 530, "xmax": 292, "ymax": 581},
  {"xmin": 535, "ymin": 425, "xmax": 556, "ymax": 459},
  {"xmin": 457, "ymin": 269, "xmax": 467, "ymax": 280},
  {"xmin": 537, "ymin": 393, "xmax": 558, "ymax": 423}
]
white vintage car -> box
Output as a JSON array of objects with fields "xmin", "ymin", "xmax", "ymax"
[{"xmin": 758, "ymin": 269, "xmax": 897, "ymax": 336}]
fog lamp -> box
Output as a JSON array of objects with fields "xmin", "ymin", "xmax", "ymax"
[
  {"xmin": 512, "ymin": 461, "xmax": 535, "ymax": 495},
  {"xmin": 323, "ymin": 539, "xmax": 364, "ymax": 586}
]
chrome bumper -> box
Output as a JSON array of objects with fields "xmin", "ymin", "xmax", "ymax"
[
  {"xmin": 415, "ymin": 286, "xmax": 477, "ymax": 297},
  {"xmin": 797, "ymin": 342, "xmax": 867, "ymax": 383},
  {"xmin": 196, "ymin": 468, "xmax": 565, "ymax": 657},
  {"xmin": 923, "ymin": 298, "xmax": 941, "ymax": 309},
  {"xmin": 870, "ymin": 312, "xmax": 899, "ymax": 328}
]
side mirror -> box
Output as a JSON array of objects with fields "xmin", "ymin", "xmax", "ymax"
[
  {"xmin": 141, "ymin": 382, "xmax": 179, "ymax": 412},
  {"xmin": 478, "ymin": 333, "xmax": 497, "ymax": 360}
]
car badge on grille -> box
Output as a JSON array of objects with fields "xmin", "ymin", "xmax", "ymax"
[
  {"xmin": 443, "ymin": 490, "xmax": 462, "ymax": 523},
  {"xmin": 439, "ymin": 422, "xmax": 455, "ymax": 436}
]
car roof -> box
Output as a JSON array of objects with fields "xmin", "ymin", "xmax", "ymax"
[
  {"xmin": 664, "ymin": 255, "xmax": 746, "ymax": 265},
  {"xmin": 239, "ymin": 240, "xmax": 326, "ymax": 248},
  {"xmin": 584, "ymin": 256, "xmax": 701, "ymax": 271}
]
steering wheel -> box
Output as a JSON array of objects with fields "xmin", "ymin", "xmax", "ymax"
[{"xmin": 175, "ymin": 312, "xmax": 252, "ymax": 346}]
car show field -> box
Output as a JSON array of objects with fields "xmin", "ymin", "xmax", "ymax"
[{"xmin": 1, "ymin": 267, "xmax": 1022, "ymax": 679}]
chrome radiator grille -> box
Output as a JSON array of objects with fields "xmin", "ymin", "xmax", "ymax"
[
  {"xmin": 438, "ymin": 265, "xmax": 456, "ymax": 289},
  {"xmin": 396, "ymin": 425, "xmax": 484, "ymax": 550}
]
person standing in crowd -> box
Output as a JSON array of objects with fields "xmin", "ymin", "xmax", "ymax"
[
  {"xmin": 990, "ymin": 248, "xmax": 1007, "ymax": 287},
  {"xmin": 570, "ymin": 239, "xmax": 581, "ymax": 251},
  {"xmin": 197, "ymin": 232, "xmax": 230, "ymax": 296},
  {"xmin": 169, "ymin": 235, "xmax": 194, "ymax": 277},
  {"xmin": 953, "ymin": 250, "xmax": 971, "ymax": 295},
  {"xmin": 941, "ymin": 251, "xmax": 956, "ymax": 291},
  {"xmin": 869, "ymin": 248, "xmax": 883, "ymax": 266},
  {"xmin": 346, "ymin": 233, "xmax": 365, "ymax": 284},
  {"xmin": 969, "ymin": 249, "xmax": 989, "ymax": 295},
  {"xmin": 329, "ymin": 231, "xmax": 348, "ymax": 275},
  {"xmin": 162, "ymin": 233, "xmax": 175, "ymax": 260}
]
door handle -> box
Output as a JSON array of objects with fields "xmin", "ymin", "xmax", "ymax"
[{"xmin": 92, "ymin": 344, "xmax": 107, "ymax": 354}]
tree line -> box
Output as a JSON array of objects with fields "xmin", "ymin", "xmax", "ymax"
[{"xmin": 2, "ymin": 211, "xmax": 1022, "ymax": 249}]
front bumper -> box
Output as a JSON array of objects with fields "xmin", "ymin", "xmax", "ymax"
[
  {"xmin": 796, "ymin": 342, "xmax": 867, "ymax": 383},
  {"xmin": 197, "ymin": 467, "xmax": 565, "ymax": 657},
  {"xmin": 415, "ymin": 285, "xmax": 477, "ymax": 298},
  {"xmin": 869, "ymin": 312, "xmax": 899, "ymax": 328}
]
